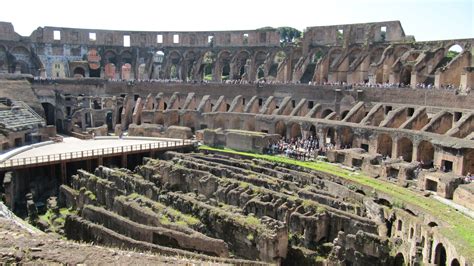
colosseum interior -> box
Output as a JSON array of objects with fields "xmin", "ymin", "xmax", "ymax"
[{"xmin": 0, "ymin": 19, "xmax": 473, "ymax": 265}]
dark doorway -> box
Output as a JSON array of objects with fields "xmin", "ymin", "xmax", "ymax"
[
  {"xmin": 106, "ymin": 112, "xmax": 113, "ymax": 132},
  {"xmin": 41, "ymin": 102, "xmax": 55, "ymax": 125}
]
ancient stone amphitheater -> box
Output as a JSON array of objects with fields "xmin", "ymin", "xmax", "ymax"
[{"xmin": 0, "ymin": 20, "xmax": 472, "ymax": 265}]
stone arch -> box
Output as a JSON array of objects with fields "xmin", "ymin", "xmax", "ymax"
[
  {"xmin": 445, "ymin": 43, "xmax": 464, "ymax": 54},
  {"xmin": 120, "ymin": 50, "xmax": 133, "ymax": 65},
  {"xmin": 218, "ymin": 50, "xmax": 232, "ymax": 81},
  {"xmin": 254, "ymin": 50, "xmax": 267, "ymax": 80},
  {"xmin": 168, "ymin": 50, "xmax": 183, "ymax": 80},
  {"xmin": 288, "ymin": 123, "xmax": 302, "ymax": 139},
  {"xmin": 397, "ymin": 137, "xmax": 413, "ymax": 162},
  {"xmin": 321, "ymin": 108, "xmax": 333, "ymax": 118},
  {"xmin": 393, "ymin": 253, "xmax": 405, "ymax": 266},
  {"xmin": 183, "ymin": 50, "xmax": 197, "ymax": 80},
  {"xmin": 275, "ymin": 121, "xmax": 286, "ymax": 138},
  {"xmin": 103, "ymin": 50, "xmax": 118, "ymax": 65},
  {"xmin": 434, "ymin": 243, "xmax": 447, "ymax": 266},
  {"xmin": 73, "ymin": 67, "xmax": 86, "ymax": 78},
  {"xmin": 450, "ymin": 258, "xmax": 460, "ymax": 266},
  {"xmin": 268, "ymin": 50, "xmax": 286, "ymax": 78},
  {"xmin": 340, "ymin": 95, "xmax": 356, "ymax": 108},
  {"xmin": 10, "ymin": 45, "xmax": 30, "ymax": 56},
  {"xmin": 200, "ymin": 51, "xmax": 216, "ymax": 80},
  {"xmin": 232, "ymin": 50, "xmax": 251, "ymax": 79},
  {"xmin": 417, "ymin": 140, "xmax": 434, "ymax": 168}
]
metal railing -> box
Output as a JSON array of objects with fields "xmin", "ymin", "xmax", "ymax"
[{"xmin": 0, "ymin": 139, "xmax": 193, "ymax": 169}]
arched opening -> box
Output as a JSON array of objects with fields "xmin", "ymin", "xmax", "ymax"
[
  {"xmin": 84, "ymin": 113, "xmax": 92, "ymax": 128},
  {"xmin": 340, "ymin": 127, "xmax": 353, "ymax": 148},
  {"xmin": 239, "ymin": 66, "xmax": 245, "ymax": 78},
  {"xmin": 116, "ymin": 107, "xmax": 123, "ymax": 125},
  {"xmin": 428, "ymin": 221, "xmax": 438, "ymax": 228},
  {"xmin": 309, "ymin": 125, "xmax": 317, "ymax": 138},
  {"xmin": 394, "ymin": 253, "xmax": 405, "ymax": 266},
  {"xmin": 434, "ymin": 243, "xmax": 447, "ymax": 266},
  {"xmin": 463, "ymin": 149, "xmax": 474, "ymax": 175},
  {"xmin": 275, "ymin": 121, "xmax": 286, "ymax": 138},
  {"xmin": 93, "ymin": 100, "xmax": 101, "ymax": 110},
  {"xmin": 417, "ymin": 140, "xmax": 434, "ymax": 169},
  {"xmin": 106, "ymin": 112, "xmax": 113, "ymax": 132},
  {"xmin": 400, "ymin": 66, "xmax": 412, "ymax": 86},
  {"xmin": 410, "ymin": 227, "xmax": 414, "ymax": 239},
  {"xmin": 341, "ymin": 110, "xmax": 350, "ymax": 120},
  {"xmin": 451, "ymin": 259, "xmax": 460, "ymax": 266},
  {"xmin": 89, "ymin": 68, "xmax": 101, "ymax": 78},
  {"xmin": 257, "ymin": 64, "xmax": 265, "ymax": 80},
  {"xmin": 41, "ymin": 102, "xmax": 55, "ymax": 126},
  {"xmin": 446, "ymin": 44, "xmax": 463, "ymax": 62},
  {"xmin": 321, "ymin": 109, "xmax": 333, "ymax": 119},
  {"xmin": 73, "ymin": 67, "xmax": 85, "ymax": 78},
  {"xmin": 289, "ymin": 123, "xmax": 302, "ymax": 139},
  {"xmin": 170, "ymin": 65, "xmax": 178, "ymax": 79},
  {"xmin": 326, "ymin": 128, "xmax": 336, "ymax": 145},
  {"xmin": 221, "ymin": 63, "xmax": 230, "ymax": 81},
  {"xmin": 201, "ymin": 51, "xmax": 215, "ymax": 81},
  {"xmin": 234, "ymin": 50, "xmax": 250, "ymax": 80},
  {"xmin": 397, "ymin": 137, "xmax": 413, "ymax": 162},
  {"xmin": 377, "ymin": 134, "xmax": 393, "ymax": 157}
]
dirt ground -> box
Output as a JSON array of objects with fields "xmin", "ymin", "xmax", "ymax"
[{"xmin": 0, "ymin": 217, "xmax": 220, "ymax": 265}]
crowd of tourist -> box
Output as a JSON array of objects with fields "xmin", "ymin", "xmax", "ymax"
[
  {"xmin": 32, "ymin": 76, "xmax": 470, "ymax": 93},
  {"xmin": 264, "ymin": 136, "xmax": 340, "ymax": 161}
]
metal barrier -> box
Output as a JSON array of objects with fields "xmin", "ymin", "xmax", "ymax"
[{"xmin": 0, "ymin": 139, "xmax": 193, "ymax": 169}]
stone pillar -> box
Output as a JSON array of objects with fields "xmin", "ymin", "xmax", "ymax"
[
  {"xmin": 121, "ymin": 154, "xmax": 127, "ymax": 168},
  {"xmin": 61, "ymin": 161, "xmax": 67, "ymax": 184},
  {"xmin": 391, "ymin": 137, "xmax": 398, "ymax": 159},
  {"xmin": 3, "ymin": 172, "xmax": 15, "ymax": 211}
]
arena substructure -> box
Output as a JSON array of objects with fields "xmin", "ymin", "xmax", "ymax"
[{"xmin": 0, "ymin": 19, "xmax": 473, "ymax": 265}]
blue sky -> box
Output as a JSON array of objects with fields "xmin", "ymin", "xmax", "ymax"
[{"xmin": 1, "ymin": 0, "xmax": 472, "ymax": 41}]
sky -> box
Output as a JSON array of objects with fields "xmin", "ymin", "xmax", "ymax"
[{"xmin": 1, "ymin": 0, "xmax": 473, "ymax": 41}]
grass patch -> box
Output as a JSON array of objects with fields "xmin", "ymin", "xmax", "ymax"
[{"xmin": 199, "ymin": 145, "xmax": 474, "ymax": 259}]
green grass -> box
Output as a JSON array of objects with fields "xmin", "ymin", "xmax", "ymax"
[{"xmin": 199, "ymin": 145, "xmax": 474, "ymax": 259}]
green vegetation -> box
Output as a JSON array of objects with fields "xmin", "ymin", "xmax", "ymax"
[
  {"xmin": 199, "ymin": 145, "xmax": 474, "ymax": 259},
  {"xmin": 246, "ymin": 233, "xmax": 254, "ymax": 241},
  {"xmin": 446, "ymin": 50, "xmax": 460, "ymax": 60},
  {"xmin": 277, "ymin": 27, "xmax": 302, "ymax": 43},
  {"xmin": 84, "ymin": 190, "xmax": 96, "ymax": 201},
  {"xmin": 124, "ymin": 194, "xmax": 201, "ymax": 227}
]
